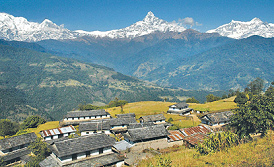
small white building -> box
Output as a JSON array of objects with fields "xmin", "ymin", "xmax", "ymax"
[
  {"xmin": 39, "ymin": 134, "xmax": 125, "ymax": 167},
  {"xmin": 40, "ymin": 125, "xmax": 76, "ymax": 141},
  {"xmin": 167, "ymin": 102, "xmax": 193, "ymax": 115}
]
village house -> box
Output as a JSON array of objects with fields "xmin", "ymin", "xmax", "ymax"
[
  {"xmin": 116, "ymin": 113, "xmax": 136, "ymax": 119},
  {"xmin": 201, "ymin": 111, "xmax": 234, "ymax": 126},
  {"xmin": 109, "ymin": 117, "xmax": 137, "ymax": 133},
  {"xmin": 180, "ymin": 125, "xmax": 213, "ymax": 147},
  {"xmin": 61, "ymin": 109, "xmax": 111, "ymax": 126},
  {"xmin": 123, "ymin": 124, "xmax": 169, "ymax": 151},
  {"xmin": 0, "ymin": 132, "xmax": 37, "ymax": 165},
  {"xmin": 39, "ymin": 134, "xmax": 125, "ymax": 167},
  {"xmin": 139, "ymin": 114, "xmax": 172, "ymax": 128},
  {"xmin": 167, "ymin": 102, "xmax": 193, "ymax": 115},
  {"xmin": 40, "ymin": 125, "xmax": 76, "ymax": 141},
  {"xmin": 167, "ymin": 130, "xmax": 185, "ymax": 147},
  {"xmin": 79, "ymin": 120, "xmax": 111, "ymax": 136}
]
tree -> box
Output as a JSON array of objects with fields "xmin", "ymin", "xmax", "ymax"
[
  {"xmin": 0, "ymin": 119, "xmax": 19, "ymax": 138},
  {"xmin": 246, "ymin": 77, "xmax": 264, "ymax": 95},
  {"xmin": 108, "ymin": 98, "xmax": 128, "ymax": 113},
  {"xmin": 21, "ymin": 115, "xmax": 46, "ymax": 129},
  {"xmin": 26, "ymin": 138, "xmax": 51, "ymax": 167},
  {"xmin": 234, "ymin": 92, "xmax": 248, "ymax": 105},
  {"xmin": 206, "ymin": 94, "xmax": 221, "ymax": 102},
  {"xmin": 186, "ymin": 97, "xmax": 199, "ymax": 103},
  {"xmin": 230, "ymin": 94, "xmax": 274, "ymax": 138}
]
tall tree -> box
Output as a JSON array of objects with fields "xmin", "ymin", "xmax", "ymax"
[
  {"xmin": 21, "ymin": 115, "xmax": 46, "ymax": 129},
  {"xmin": 246, "ymin": 77, "xmax": 264, "ymax": 95}
]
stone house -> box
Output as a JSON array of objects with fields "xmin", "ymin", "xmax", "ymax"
[
  {"xmin": 79, "ymin": 121, "xmax": 111, "ymax": 136},
  {"xmin": 123, "ymin": 124, "xmax": 169, "ymax": 151},
  {"xmin": 61, "ymin": 110, "xmax": 111, "ymax": 126},
  {"xmin": 40, "ymin": 125, "xmax": 76, "ymax": 141},
  {"xmin": 109, "ymin": 118, "xmax": 137, "ymax": 133},
  {"xmin": 39, "ymin": 134, "xmax": 124, "ymax": 167},
  {"xmin": 139, "ymin": 114, "xmax": 172, "ymax": 128},
  {"xmin": 201, "ymin": 111, "xmax": 234, "ymax": 126},
  {"xmin": 167, "ymin": 102, "xmax": 193, "ymax": 115},
  {"xmin": 0, "ymin": 132, "xmax": 37, "ymax": 165}
]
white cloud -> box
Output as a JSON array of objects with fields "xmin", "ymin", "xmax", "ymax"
[{"xmin": 177, "ymin": 17, "xmax": 202, "ymax": 27}]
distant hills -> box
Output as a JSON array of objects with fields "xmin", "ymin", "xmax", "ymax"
[
  {"xmin": 0, "ymin": 41, "xmax": 222, "ymax": 121},
  {"xmin": 143, "ymin": 36, "xmax": 274, "ymax": 90}
]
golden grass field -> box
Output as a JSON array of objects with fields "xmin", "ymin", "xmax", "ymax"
[
  {"xmin": 138, "ymin": 130, "xmax": 274, "ymax": 167},
  {"xmin": 189, "ymin": 96, "xmax": 238, "ymax": 112}
]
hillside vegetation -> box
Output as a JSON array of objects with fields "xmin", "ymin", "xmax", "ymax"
[
  {"xmin": 0, "ymin": 42, "xmax": 224, "ymax": 121},
  {"xmin": 138, "ymin": 131, "xmax": 274, "ymax": 166}
]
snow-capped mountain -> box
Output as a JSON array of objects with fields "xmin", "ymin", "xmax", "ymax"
[
  {"xmin": 0, "ymin": 11, "xmax": 186, "ymax": 42},
  {"xmin": 0, "ymin": 13, "xmax": 79, "ymax": 42},
  {"xmin": 76, "ymin": 11, "xmax": 186, "ymax": 38},
  {"xmin": 207, "ymin": 18, "xmax": 274, "ymax": 39}
]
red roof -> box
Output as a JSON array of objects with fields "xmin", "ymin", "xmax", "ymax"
[
  {"xmin": 180, "ymin": 125, "xmax": 212, "ymax": 136},
  {"xmin": 183, "ymin": 133, "xmax": 207, "ymax": 145},
  {"xmin": 168, "ymin": 130, "xmax": 185, "ymax": 142}
]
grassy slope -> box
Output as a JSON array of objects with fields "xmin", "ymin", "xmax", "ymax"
[
  {"xmin": 138, "ymin": 131, "xmax": 274, "ymax": 167},
  {"xmin": 189, "ymin": 96, "xmax": 237, "ymax": 112}
]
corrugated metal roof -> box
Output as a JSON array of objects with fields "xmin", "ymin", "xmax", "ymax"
[
  {"xmin": 183, "ymin": 133, "xmax": 207, "ymax": 146},
  {"xmin": 168, "ymin": 130, "xmax": 185, "ymax": 142},
  {"xmin": 180, "ymin": 125, "xmax": 212, "ymax": 136},
  {"xmin": 40, "ymin": 125, "xmax": 76, "ymax": 137}
]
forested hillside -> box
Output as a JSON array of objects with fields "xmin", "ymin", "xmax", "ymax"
[{"xmin": 0, "ymin": 42, "xmax": 223, "ymax": 121}]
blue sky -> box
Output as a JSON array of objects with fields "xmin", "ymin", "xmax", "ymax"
[{"xmin": 0, "ymin": 0, "xmax": 273, "ymax": 32}]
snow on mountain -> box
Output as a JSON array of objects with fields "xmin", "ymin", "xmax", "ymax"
[
  {"xmin": 206, "ymin": 18, "xmax": 274, "ymax": 39},
  {"xmin": 75, "ymin": 11, "xmax": 186, "ymax": 39},
  {"xmin": 0, "ymin": 13, "xmax": 79, "ymax": 42}
]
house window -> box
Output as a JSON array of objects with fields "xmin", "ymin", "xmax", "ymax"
[
  {"xmin": 86, "ymin": 132, "xmax": 89, "ymax": 135},
  {"xmin": 58, "ymin": 134, "xmax": 64, "ymax": 138},
  {"xmin": 72, "ymin": 154, "xmax": 77, "ymax": 161},
  {"xmin": 99, "ymin": 148, "xmax": 103, "ymax": 154}
]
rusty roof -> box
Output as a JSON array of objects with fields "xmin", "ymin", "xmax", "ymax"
[
  {"xmin": 180, "ymin": 125, "xmax": 212, "ymax": 136},
  {"xmin": 168, "ymin": 130, "xmax": 185, "ymax": 142},
  {"xmin": 40, "ymin": 125, "xmax": 76, "ymax": 137},
  {"xmin": 183, "ymin": 133, "xmax": 207, "ymax": 146}
]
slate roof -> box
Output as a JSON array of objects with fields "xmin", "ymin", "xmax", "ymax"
[
  {"xmin": 139, "ymin": 114, "xmax": 166, "ymax": 122},
  {"xmin": 183, "ymin": 133, "xmax": 207, "ymax": 146},
  {"xmin": 127, "ymin": 122, "xmax": 155, "ymax": 129},
  {"xmin": 79, "ymin": 121, "xmax": 111, "ymax": 132},
  {"xmin": 113, "ymin": 140, "xmax": 134, "ymax": 151},
  {"xmin": 49, "ymin": 134, "xmax": 115, "ymax": 157},
  {"xmin": 109, "ymin": 118, "xmax": 137, "ymax": 126},
  {"xmin": 39, "ymin": 154, "xmax": 60, "ymax": 167},
  {"xmin": 64, "ymin": 110, "xmax": 110, "ymax": 118},
  {"xmin": 116, "ymin": 113, "xmax": 136, "ymax": 118},
  {"xmin": 40, "ymin": 153, "xmax": 124, "ymax": 167},
  {"xmin": 169, "ymin": 102, "xmax": 189, "ymax": 108},
  {"xmin": 40, "ymin": 125, "xmax": 76, "ymax": 138},
  {"xmin": 1, "ymin": 147, "xmax": 31, "ymax": 162},
  {"xmin": 202, "ymin": 111, "xmax": 233, "ymax": 124},
  {"xmin": 180, "ymin": 125, "xmax": 212, "ymax": 137},
  {"xmin": 0, "ymin": 132, "xmax": 37, "ymax": 150},
  {"xmin": 125, "ymin": 124, "xmax": 169, "ymax": 142},
  {"xmin": 168, "ymin": 130, "xmax": 185, "ymax": 142}
]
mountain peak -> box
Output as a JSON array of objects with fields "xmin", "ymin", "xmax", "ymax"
[
  {"xmin": 207, "ymin": 18, "xmax": 274, "ymax": 39},
  {"xmin": 143, "ymin": 11, "xmax": 157, "ymax": 22},
  {"xmin": 250, "ymin": 17, "xmax": 262, "ymax": 23}
]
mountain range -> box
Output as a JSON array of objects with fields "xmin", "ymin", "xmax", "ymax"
[
  {"xmin": 1, "ymin": 12, "xmax": 273, "ymax": 42},
  {"xmin": 0, "ymin": 12, "xmax": 273, "ymax": 93}
]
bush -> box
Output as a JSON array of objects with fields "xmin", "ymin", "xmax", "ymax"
[
  {"xmin": 186, "ymin": 97, "xmax": 199, "ymax": 103},
  {"xmin": 0, "ymin": 119, "xmax": 19, "ymax": 138},
  {"xmin": 21, "ymin": 115, "xmax": 46, "ymax": 129},
  {"xmin": 196, "ymin": 131, "xmax": 239, "ymax": 155}
]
